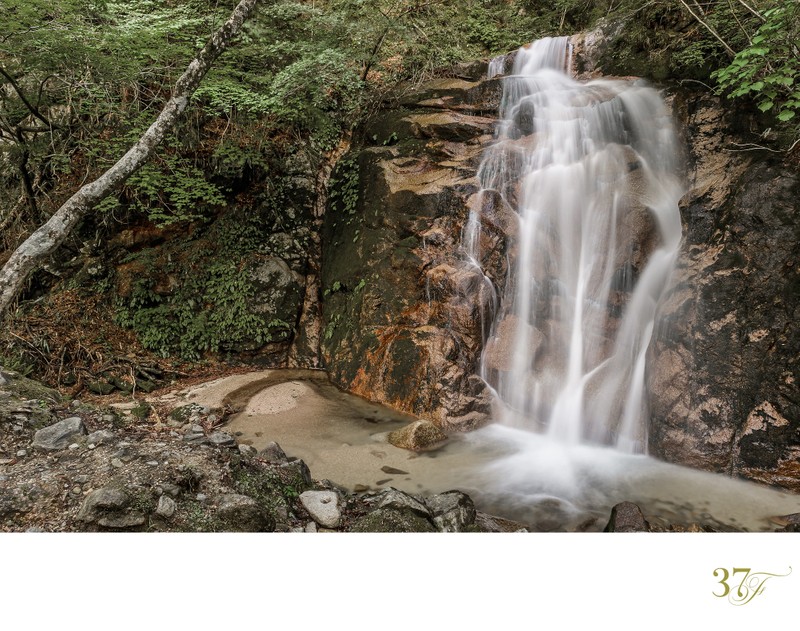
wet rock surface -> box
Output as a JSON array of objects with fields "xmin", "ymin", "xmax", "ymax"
[
  {"xmin": 388, "ymin": 420, "xmax": 448, "ymax": 452},
  {"xmin": 647, "ymin": 89, "xmax": 800, "ymax": 491},
  {"xmin": 604, "ymin": 502, "xmax": 650, "ymax": 533},
  {"xmin": 321, "ymin": 71, "xmax": 500, "ymax": 431}
]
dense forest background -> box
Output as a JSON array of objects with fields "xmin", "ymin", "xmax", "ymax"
[{"xmin": 1, "ymin": 0, "xmax": 797, "ymax": 391}]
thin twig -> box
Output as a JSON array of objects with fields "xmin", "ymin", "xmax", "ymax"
[
  {"xmin": 678, "ymin": 0, "xmax": 737, "ymax": 58},
  {"xmin": 736, "ymin": 0, "xmax": 765, "ymax": 22},
  {"xmin": 680, "ymin": 78, "xmax": 716, "ymax": 91},
  {"xmin": 727, "ymin": 0, "xmax": 753, "ymax": 45},
  {"xmin": 723, "ymin": 138, "xmax": 800, "ymax": 153}
]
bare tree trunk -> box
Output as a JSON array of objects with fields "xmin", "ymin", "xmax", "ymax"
[{"xmin": 0, "ymin": 0, "xmax": 259, "ymax": 317}]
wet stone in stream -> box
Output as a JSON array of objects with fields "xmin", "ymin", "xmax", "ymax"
[{"xmin": 381, "ymin": 466, "xmax": 409, "ymax": 475}]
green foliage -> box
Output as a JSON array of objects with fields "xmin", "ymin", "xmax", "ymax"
[
  {"xmin": 115, "ymin": 257, "xmax": 291, "ymax": 360},
  {"xmin": 126, "ymin": 157, "xmax": 227, "ymax": 226},
  {"xmin": 671, "ymin": 37, "xmax": 719, "ymax": 74},
  {"xmin": 265, "ymin": 50, "xmax": 363, "ymax": 147},
  {"xmin": 1, "ymin": 0, "xmax": 570, "ymax": 249},
  {"xmin": 0, "ymin": 352, "xmax": 36, "ymax": 377},
  {"xmin": 328, "ymin": 156, "xmax": 360, "ymax": 217},
  {"xmin": 711, "ymin": 1, "xmax": 799, "ymax": 123},
  {"xmin": 323, "ymin": 313, "xmax": 343, "ymax": 341}
]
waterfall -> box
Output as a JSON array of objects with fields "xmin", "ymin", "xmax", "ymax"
[{"xmin": 467, "ymin": 37, "xmax": 683, "ymax": 453}]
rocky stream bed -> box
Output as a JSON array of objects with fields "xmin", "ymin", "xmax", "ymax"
[{"xmin": 2, "ymin": 366, "xmax": 798, "ymax": 534}]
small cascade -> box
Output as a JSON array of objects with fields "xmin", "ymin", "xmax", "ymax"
[
  {"xmin": 466, "ymin": 37, "xmax": 684, "ymax": 453},
  {"xmin": 487, "ymin": 53, "xmax": 509, "ymax": 79}
]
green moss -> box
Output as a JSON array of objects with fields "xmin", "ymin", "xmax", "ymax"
[
  {"xmin": 0, "ymin": 370, "xmax": 61, "ymax": 404},
  {"xmin": 230, "ymin": 462, "xmax": 301, "ymax": 519},
  {"xmin": 131, "ymin": 402, "xmax": 151, "ymax": 421},
  {"xmin": 348, "ymin": 507, "xmax": 436, "ymax": 533}
]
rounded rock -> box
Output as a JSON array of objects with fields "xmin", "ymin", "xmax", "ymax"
[
  {"xmin": 388, "ymin": 420, "xmax": 448, "ymax": 452},
  {"xmin": 299, "ymin": 490, "xmax": 341, "ymax": 529}
]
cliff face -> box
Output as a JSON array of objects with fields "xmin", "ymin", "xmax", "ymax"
[
  {"xmin": 320, "ymin": 47, "xmax": 800, "ymax": 490},
  {"xmin": 648, "ymin": 89, "xmax": 800, "ymax": 491},
  {"xmin": 320, "ymin": 68, "xmax": 501, "ymax": 429}
]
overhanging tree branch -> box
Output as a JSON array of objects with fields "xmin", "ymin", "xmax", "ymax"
[{"xmin": 0, "ymin": 0, "xmax": 260, "ymax": 318}]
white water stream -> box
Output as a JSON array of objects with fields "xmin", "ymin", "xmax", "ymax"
[{"xmin": 467, "ymin": 37, "xmax": 683, "ymax": 452}]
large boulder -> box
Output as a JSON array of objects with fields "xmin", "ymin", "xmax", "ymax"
[{"xmin": 32, "ymin": 417, "xmax": 87, "ymax": 452}]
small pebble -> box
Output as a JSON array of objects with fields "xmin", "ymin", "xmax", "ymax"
[
  {"xmin": 88, "ymin": 444, "xmax": 96, "ymax": 450},
  {"xmin": 111, "ymin": 458, "xmax": 123, "ymax": 468},
  {"xmin": 68, "ymin": 443, "xmax": 79, "ymax": 451},
  {"xmin": 146, "ymin": 461, "xmax": 159, "ymax": 466},
  {"xmin": 196, "ymin": 493, "xmax": 207, "ymax": 502},
  {"xmin": 16, "ymin": 449, "xmax": 27, "ymax": 458},
  {"xmin": 71, "ymin": 486, "xmax": 82, "ymax": 495}
]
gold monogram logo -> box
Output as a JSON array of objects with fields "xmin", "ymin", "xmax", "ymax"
[{"xmin": 713, "ymin": 567, "xmax": 793, "ymax": 605}]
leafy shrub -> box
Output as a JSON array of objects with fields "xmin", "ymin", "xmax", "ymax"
[
  {"xmin": 711, "ymin": 1, "xmax": 799, "ymax": 123},
  {"xmin": 115, "ymin": 258, "xmax": 291, "ymax": 360}
]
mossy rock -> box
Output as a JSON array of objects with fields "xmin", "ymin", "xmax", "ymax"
[
  {"xmin": 168, "ymin": 403, "xmax": 205, "ymax": 424},
  {"xmin": 348, "ymin": 507, "xmax": 436, "ymax": 533},
  {"xmin": 0, "ymin": 369, "xmax": 61, "ymax": 403},
  {"xmin": 87, "ymin": 380, "xmax": 116, "ymax": 395}
]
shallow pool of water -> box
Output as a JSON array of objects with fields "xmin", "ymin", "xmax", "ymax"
[{"xmin": 222, "ymin": 370, "xmax": 800, "ymax": 532}]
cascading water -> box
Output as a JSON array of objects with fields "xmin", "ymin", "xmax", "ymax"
[{"xmin": 466, "ymin": 37, "xmax": 684, "ymax": 454}]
